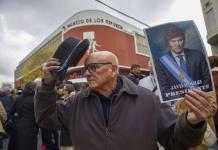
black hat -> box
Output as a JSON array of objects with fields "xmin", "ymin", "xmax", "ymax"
[{"xmin": 53, "ymin": 37, "xmax": 89, "ymax": 81}]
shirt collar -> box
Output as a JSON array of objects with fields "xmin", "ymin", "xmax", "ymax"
[
  {"xmin": 171, "ymin": 51, "xmax": 185, "ymax": 57},
  {"xmin": 83, "ymin": 76, "xmax": 138, "ymax": 98}
]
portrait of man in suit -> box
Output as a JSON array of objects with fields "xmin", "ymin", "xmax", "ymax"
[{"xmin": 154, "ymin": 24, "xmax": 212, "ymax": 102}]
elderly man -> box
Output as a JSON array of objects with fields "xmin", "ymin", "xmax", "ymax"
[{"xmin": 35, "ymin": 51, "xmax": 212, "ymax": 150}]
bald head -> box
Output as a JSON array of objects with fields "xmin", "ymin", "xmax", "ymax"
[
  {"xmin": 84, "ymin": 51, "xmax": 119, "ymax": 95},
  {"xmin": 85, "ymin": 51, "xmax": 119, "ymax": 68},
  {"xmin": 85, "ymin": 51, "xmax": 119, "ymax": 74}
]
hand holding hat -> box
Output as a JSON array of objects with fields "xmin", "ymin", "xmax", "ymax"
[
  {"xmin": 42, "ymin": 58, "xmax": 60, "ymax": 84},
  {"xmin": 43, "ymin": 37, "xmax": 89, "ymax": 83},
  {"xmin": 53, "ymin": 37, "xmax": 89, "ymax": 81}
]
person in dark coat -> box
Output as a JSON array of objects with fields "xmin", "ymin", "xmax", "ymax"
[
  {"xmin": 7, "ymin": 81, "xmax": 38, "ymax": 150},
  {"xmin": 35, "ymin": 51, "xmax": 212, "ymax": 150},
  {"xmin": 0, "ymin": 92, "xmax": 13, "ymax": 115},
  {"xmin": 127, "ymin": 64, "xmax": 141, "ymax": 85},
  {"xmin": 60, "ymin": 83, "xmax": 74, "ymax": 150},
  {"xmin": 35, "ymin": 78, "xmax": 60, "ymax": 150},
  {"xmin": 0, "ymin": 84, "xmax": 14, "ymax": 148}
]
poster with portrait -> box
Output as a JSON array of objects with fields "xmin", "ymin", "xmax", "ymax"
[{"xmin": 144, "ymin": 20, "xmax": 214, "ymax": 103}]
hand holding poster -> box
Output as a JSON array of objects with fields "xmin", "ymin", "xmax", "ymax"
[{"xmin": 144, "ymin": 20, "xmax": 213, "ymax": 103}]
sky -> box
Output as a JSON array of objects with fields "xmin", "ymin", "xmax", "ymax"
[{"xmin": 0, "ymin": 0, "xmax": 210, "ymax": 86}]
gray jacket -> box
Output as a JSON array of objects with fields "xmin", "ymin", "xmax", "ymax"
[{"xmin": 34, "ymin": 76, "xmax": 206, "ymax": 150}]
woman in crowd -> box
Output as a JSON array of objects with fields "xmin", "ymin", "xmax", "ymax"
[{"xmin": 7, "ymin": 81, "xmax": 38, "ymax": 150}]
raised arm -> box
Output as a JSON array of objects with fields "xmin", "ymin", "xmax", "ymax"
[{"xmin": 34, "ymin": 58, "xmax": 67, "ymax": 129}]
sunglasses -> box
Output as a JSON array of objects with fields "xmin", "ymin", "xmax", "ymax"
[{"xmin": 85, "ymin": 62, "xmax": 112, "ymax": 73}]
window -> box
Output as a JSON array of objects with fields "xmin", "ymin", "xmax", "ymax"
[
  {"xmin": 206, "ymin": 7, "xmax": 216, "ymax": 32},
  {"xmin": 83, "ymin": 31, "xmax": 95, "ymax": 40},
  {"xmin": 83, "ymin": 31, "xmax": 100, "ymax": 52},
  {"xmin": 134, "ymin": 32, "xmax": 149, "ymax": 55}
]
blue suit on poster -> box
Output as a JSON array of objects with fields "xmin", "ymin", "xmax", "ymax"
[{"xmin": 155, "ymin": 48, "xmax": 212, "ymax": 101}]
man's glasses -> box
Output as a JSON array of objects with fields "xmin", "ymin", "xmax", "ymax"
[{"xmin": 85, "ymin": 62, "xmax": 112, "ymax": 73}]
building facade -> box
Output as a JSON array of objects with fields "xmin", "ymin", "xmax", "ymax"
[
  {"xmin": 201, "ymin": 0, "xmax": 218, "ymax": 55},
  {"xmin": 15, "ymin": 10, "xmax": 150, "ymax": 87}
]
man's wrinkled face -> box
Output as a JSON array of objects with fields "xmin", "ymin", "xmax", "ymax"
[
  {"xmin": 168, "ymin": 36, "xmax": 185, "ymax": 54},
  {"xmin": 84, "ymin": 56, "xmax": 115, "ymax": 90}
]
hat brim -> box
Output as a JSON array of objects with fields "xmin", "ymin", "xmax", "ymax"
[{"xmin": 55, "ymin": 38, "xmax": 89, "ymax": 80}]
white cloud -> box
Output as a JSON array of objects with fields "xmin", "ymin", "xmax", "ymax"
[
  {"xmin": 1, "ymin": 15, "xmax": 36, "ymax": 50},
  {"xmin": 0, "ymin": 0, "xmax": 211, "ymax": 85},
  {"xmin": 0, "ymin": 15, "xmax": 37, "ymax": 84}
]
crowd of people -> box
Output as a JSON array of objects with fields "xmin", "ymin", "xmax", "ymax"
[
  {"xmin": 0, "ymin": 27, "xmax": 218, "ymax": 150},
  {"xmin": 0, "ymin": 53, "xmax": 217, "ymax": 150},
  {"xmin": 0, "ymin": 80, "xmax": 83, "ymax": 150},
  {"xmin": 32, "ymin": 50, "xmax": 215, "ymax": 150}
]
